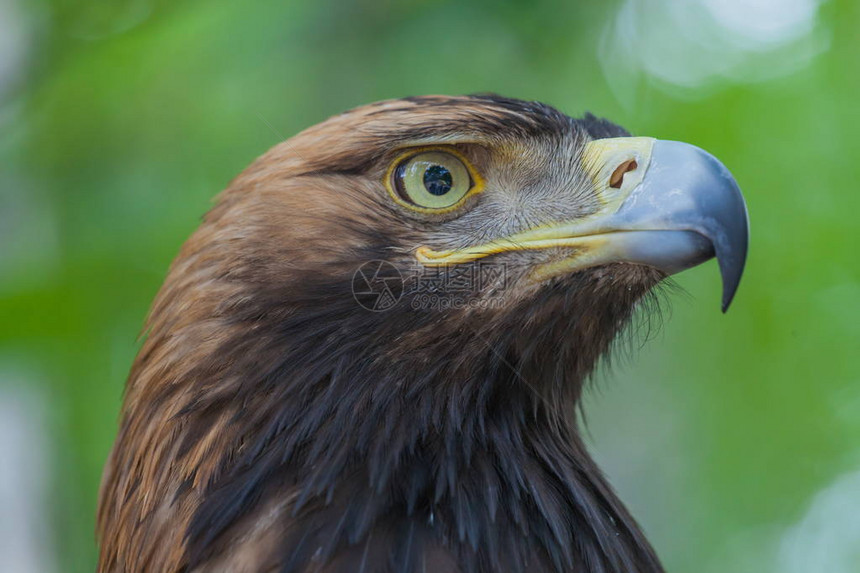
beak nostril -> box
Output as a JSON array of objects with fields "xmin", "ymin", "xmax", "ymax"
[{"xmin": 609, "ymin": 159, "xmax": 638, "ymax": 189}]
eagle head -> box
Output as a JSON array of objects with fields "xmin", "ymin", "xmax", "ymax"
[{"xmin": 98, "ymin": 95, "xmax": 748, "ymax": 573}]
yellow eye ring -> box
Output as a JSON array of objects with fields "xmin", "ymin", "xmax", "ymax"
[{"xmin": 383, "ymin": 146, "xmax": 485, "ymax": 214}]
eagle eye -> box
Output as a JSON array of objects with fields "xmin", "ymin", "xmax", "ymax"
[{"xmin": 386, "ymin": 148, "xmax": 481, "ymax": 212}]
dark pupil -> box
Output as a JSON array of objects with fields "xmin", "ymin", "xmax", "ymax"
[{"xmin": 423, "ymin": 164, "xmax": 453, "ymax": 196}]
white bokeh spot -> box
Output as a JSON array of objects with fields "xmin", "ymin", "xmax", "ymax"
[{"xmin": 600, "ymin": 0, "xmax": 829, "ymax": 102}]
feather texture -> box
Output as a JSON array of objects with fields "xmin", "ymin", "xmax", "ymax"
[{"xmin": 98, "ymin": 95, "xmax": 665, "ymax": 573}]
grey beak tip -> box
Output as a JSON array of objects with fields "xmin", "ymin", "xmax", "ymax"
[
  {"xmin": 719, "ymin": 250, "xmax": 747, "ymax": 313},
  {"xmin": 716, "ymin": 179, "xmax": 749, "ymax": 314},
  {"xmin": 650, "ymin": 140, "xmax": 750, "ymax": 313},
  {"xmin": 721, "ymin": 290, "xmax": 732, "ymax": 313},
  {"xmin": 720, "ymin": 261, "xmax": 742, "ymax": 312}
]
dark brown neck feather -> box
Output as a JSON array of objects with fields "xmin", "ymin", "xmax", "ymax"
[
  {"xmin": 166, "ymin": 261, "xmax": 666, "ymax": 573},
  {"xmin": 98, "ymin": 220, "xmax": 666, "ymax": 573}
]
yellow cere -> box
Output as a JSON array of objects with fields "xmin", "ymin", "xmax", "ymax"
[{"xmin": 580, "ymin": 136, "xmax": 655, "ymax": 208}]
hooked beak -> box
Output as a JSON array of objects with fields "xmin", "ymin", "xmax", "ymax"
[{"xmin": 415, "ymin": 137, "xmax": 750, "ymax": 311}]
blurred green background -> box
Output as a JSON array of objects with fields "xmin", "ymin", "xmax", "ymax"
[{"xmin": 0, "ymin": 0, "xmax": 858, "ymax": 571}]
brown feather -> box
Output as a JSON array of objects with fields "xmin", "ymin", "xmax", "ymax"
[{"xmin": 98, "ymin": 95, "xmax": 664, "ymax": 573}]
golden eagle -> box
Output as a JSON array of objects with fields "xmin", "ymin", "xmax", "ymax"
[{"xmin": 97, "ymin": 95, "xmax": 748, "ymax": 573}]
